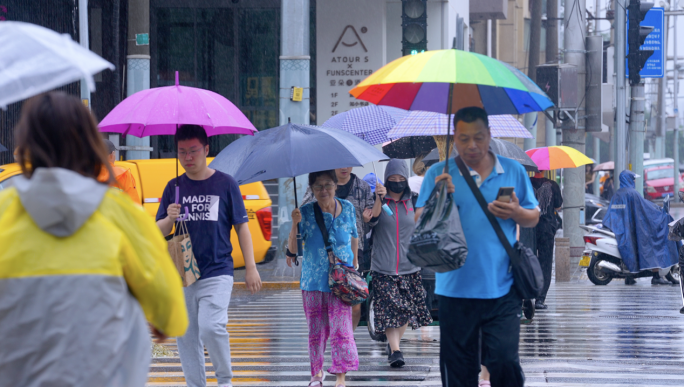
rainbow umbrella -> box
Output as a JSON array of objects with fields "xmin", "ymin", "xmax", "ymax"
[
  {"xmin": 525, "ymin": 146, "xmax": 594, "ymax": 171},
  {"xmin": 350, "ymin": 49, "xmax": 553, "ymax": 115}
]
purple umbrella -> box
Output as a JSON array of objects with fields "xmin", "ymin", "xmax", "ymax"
[
  {"xmin": 99, "ymin": 71, "xmax": 256, "ymax": 219},
  {"xmin": 99, "ymin": 71, "xmax": 256, "ymax": 137}
]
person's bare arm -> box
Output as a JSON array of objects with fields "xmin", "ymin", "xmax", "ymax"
[
  {"xmin": 286, "ymin": 208, "xmax": 302, "ymax": 268},
  {"xmin": 235, "ymin": 222, "xmax": 262, "ymax": 294},
  {"xmin": 352, "ymin": 237, "xmax": 359, "ymax": 269},
  {"xmin": 415, "ymin": 207, "xmax": 424, "ymax": 222},
  {"xmin": 156, "ymin": 203, "xmax": 181, "ymax": 236},
  {"xmin": 488, "ymin": 192, "xmax": 539, "ymax": 228},
  {"xmin": 371, "ymin": 183, "xmax": 387, "ymax": 218}
]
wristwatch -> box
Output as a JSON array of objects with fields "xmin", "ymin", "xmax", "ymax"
[{"xmin": 285, "ymin": 248, "xmax": 296, "ymax": 258}]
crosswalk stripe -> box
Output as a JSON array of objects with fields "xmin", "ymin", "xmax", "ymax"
[{"xmin": 148, "ymin": 284, "xmax": 684, "ymax": 386}]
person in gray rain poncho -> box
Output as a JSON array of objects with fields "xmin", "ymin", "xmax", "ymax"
[
  {"xmin": 367, "ymin": 159, "xmax": 432, "ymax": 368},
  {"xmin": 602, "ymin": 170, "xmax": 678, "ymax": 284}
]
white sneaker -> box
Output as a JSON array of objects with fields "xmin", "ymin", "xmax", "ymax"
[{"xmin": 218, "ymin": 384, "xmax": 232, "ymax": 387}]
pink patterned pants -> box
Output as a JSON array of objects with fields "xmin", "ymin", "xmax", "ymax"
[{"xmin": 302, "ymin": 290, "xmax": 359, "ymax": 376}]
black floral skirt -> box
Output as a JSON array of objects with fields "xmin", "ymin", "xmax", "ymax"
[{"xmin": 371, "ymin": 271, "xmax": 433, "ymax": 334}]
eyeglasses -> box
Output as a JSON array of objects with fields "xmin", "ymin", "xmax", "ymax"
[
  {"xmin": 313, "ymin": 183, "xmax": 336, "ymax": 192},
  {"xmin": 178, "ymin": 149, "xmax": 202, "ymax": 158}
]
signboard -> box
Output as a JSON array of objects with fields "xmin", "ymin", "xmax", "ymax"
[
  {"xmin": 136, "ymin": 33, "xmax": 149, "ymax": 46},
  {"xmin": 626, "ymin": 7, "xmax": 664, "ymax": 79},
  {"xmin": 316, "ymin": 0, "xmax": 386, "ymax": 124},
  {"xmin": 290, "ymin": 87, "xmax": 303, "ymax": 102}
]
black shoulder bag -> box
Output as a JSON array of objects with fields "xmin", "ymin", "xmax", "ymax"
[{"xmin": 455, "ymin": 156, "xmax": 544, "ymax": 300}]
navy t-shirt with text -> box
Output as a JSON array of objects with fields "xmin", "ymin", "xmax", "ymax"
[{"xmin": 156, "ymin": 171, "xmax": 248, "ymax": 279}]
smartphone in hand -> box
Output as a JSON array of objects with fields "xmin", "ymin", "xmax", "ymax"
[{"xmin": 496, "ymin": 187, "xmax": 515, "ymax": 203}]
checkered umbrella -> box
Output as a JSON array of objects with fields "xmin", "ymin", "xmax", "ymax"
[
  {"xmin": 321, "ymin": 105, "xmax": 409, "ymax": 145},
  {"xmin": 386, "ymin": 110, "xmax": 533, "ymax": 139}
]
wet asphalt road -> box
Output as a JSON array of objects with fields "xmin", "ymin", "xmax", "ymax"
[{"xmin": 147, "ymin": 279, "xmax": 684, "ymax": 386}]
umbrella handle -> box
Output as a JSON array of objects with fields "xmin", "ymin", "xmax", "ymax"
[{"xmin": 174, "ymin": 186, "xmax": 189, "ymax": 221}]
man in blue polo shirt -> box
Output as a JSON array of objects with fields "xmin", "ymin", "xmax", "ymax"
[{"xmin": 416, "ymin": 107, "xmax": 539, "ymax": 387}]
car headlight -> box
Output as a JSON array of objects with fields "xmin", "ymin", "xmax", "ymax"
[
  {"xmin": 646, "ymin": 186, "xmax": 656, "ymax": 193},
  {"xmin": 588, "ymin": 200, "xmax": 605, "ymax": 207}
]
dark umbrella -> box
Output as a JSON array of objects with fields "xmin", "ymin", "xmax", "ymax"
[
  {"xmin": 382, "ymin": 136, "xmax": 436, "ymax": 159},
  {"xmin": 423, "ymin": 138, "xmax": 539, "ymax": 172},
  {"xmin": 209, "ymin": 122, "xmax": 388, "ymax": 187},
  {"xmin": 0, "ymin": 142, "xmax": 7, "ymax": 153},
  {"xmin": 209, "ymin": 122, "xmax": 388, "ymax": 264}
]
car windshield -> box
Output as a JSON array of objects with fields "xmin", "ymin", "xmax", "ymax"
[
  {"xmin": 0, "ymin": 175, "xmax": 18, "ymax": 191},
  {"xmin": 647, "ymin": 169, "xmax": 674, "ymax": 181}
]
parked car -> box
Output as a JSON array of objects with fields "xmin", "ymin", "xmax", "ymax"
[
  {"xmin": 0, "ymin": 159, "xmax": 275, "ymax": 268},
  {"xmin": 643, "ymin": 165, "xmax": 684, "ymax": 201}
]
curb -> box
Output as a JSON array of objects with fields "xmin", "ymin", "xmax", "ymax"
[{"xmin": 233, "ymin": 281, "xmax": 299, "ymax": 291}]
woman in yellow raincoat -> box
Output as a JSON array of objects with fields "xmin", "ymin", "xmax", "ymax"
[{"xmin": 0, "ymin": 92, "xmax": 188, "ymax": 387}]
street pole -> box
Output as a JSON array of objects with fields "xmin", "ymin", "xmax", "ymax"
[
  {"xmin": 594, "ymin": 135, "xmax": 601, "ymax": 194},
  {"xmin": 545, "ymin": 0, "xmax": 559, "ymax": 147},
  {"xmin": 562, "ymin": 0, "xmax": 586, "ymax": 269},
  {"xmin": 125, "ymin": 0, "xmax": 151, "ymax": 160},
  {"xmin": 78, "ymin": 0, "xmax": 90, "ymax": 109},
  {"xmin": 655, "ymin": 5, "xmax": 670, "ymax": 160},
  {"xmin": 523, "ymin": 113, "xmax": 538, "ymax": 150},
  {"xmin": 655, "ymin": 9, "xmax": 669, "ymax": 159},
  {"xmin": 277, "ymin": 0, "xmax": 310, "ymax": 264},
  {"xmin": 615, "ymin": 0, "xmax": 628, "ymax": 188},
  {"xmin": 628, "ymin": 84, "xmax": 646, "ymax": 195},
  {"xmin": 674, "ymin": 0, "xmax": 680, "ymax": 199}
]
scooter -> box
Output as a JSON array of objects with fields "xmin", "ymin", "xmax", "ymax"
[{"xmin": 579, "ymin": 196, "xmax": 681, "ymax": 286}]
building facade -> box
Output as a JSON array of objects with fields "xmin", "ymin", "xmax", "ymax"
[{"xmin": 0, "ymin": 0, "xmax": 470, "ymax": 164}]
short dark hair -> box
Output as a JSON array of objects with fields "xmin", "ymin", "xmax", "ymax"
[
  {"xmin": 453, "ymin": 107, "xmax": 489, "ymax": 131},
  {"xmin": 308, "ymin": 170, "xmax": 338, "ymax": 187},
  {"xmin": 175, "ymin": 124, "xmax": 208, "ymax": 147}
]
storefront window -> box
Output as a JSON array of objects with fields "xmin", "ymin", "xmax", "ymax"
[{"xmin": 152, "ymin": 1, "xmax": 280, "ymax": 157}]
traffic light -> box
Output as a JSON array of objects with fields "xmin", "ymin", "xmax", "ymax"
[
  {"xmin": 627, "ymin": 0, "xmax": 655, "ymax": 85},
  {"xmin": 402, "ymin": 0, "xmax": 427, "ymax": 56}
]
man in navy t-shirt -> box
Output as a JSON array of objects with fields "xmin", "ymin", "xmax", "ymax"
[
  {"xmin": 415, "ymin": 107, "xmax": 539, "ymax": 387},
  {"xmin": 156, "ymin": 124, "xmax": 262, "ymax": 387}
]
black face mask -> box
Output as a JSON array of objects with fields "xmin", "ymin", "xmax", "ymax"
[{"xmin": 386, "ymin": 180, "xmax": 408, "ymax": 194}]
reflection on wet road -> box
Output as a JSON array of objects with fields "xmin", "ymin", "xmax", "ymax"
[{"xmin": 147, "ymin": 280, "xmax": 684, "ymax": 386}]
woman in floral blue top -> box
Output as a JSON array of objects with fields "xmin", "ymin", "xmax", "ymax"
[{"xmin": 287, "ymin": 170, "xmax": 359, "ymax": 387}]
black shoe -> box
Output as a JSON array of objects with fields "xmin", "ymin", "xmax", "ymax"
[
  {"xmin": 535, "ymin": 300, "xmax": 548, "ymax": 310},
  {"xmin": 625, "ymin": 277, "xmax": 637, "ymax": 285},
  {"xmin": 388, "ymin": 350, "xmax": 405, "ymax": 368},
  {"xmin": 652, "ymin": 276, "xmax": 670, "ymax": 285},
  {"xmin": 523, "ymin": 299, "xmax": 535, "ymax": 320},
  {"xmin": 680, "ymin": 306, "xmax": 684, "ymax": 315}
]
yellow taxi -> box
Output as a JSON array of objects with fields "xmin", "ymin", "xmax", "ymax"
[{"xmin": 0, "ymin": 159, "xmax": 274, "ymax": 268}]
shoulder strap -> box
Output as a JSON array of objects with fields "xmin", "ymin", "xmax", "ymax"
[
  {"xmin": 455, "ymin": 156, "xmax": 519, "ymax": 262},
  {"xmin": 312, "ymin": 203, "xmax": 333, "ymax": 250}
]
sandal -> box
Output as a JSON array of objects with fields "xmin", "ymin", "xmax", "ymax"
[{"xmin": 308, "ymin": 374, "xmax": 323, "ymax": 387}]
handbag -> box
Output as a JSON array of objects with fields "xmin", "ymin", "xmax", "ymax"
[
  {"xmin": 313, "ymin": 202, "xmax": 369, "ymax": 306},
  {"xmin": 455, "ymin": 156, "xmax": 544, "ymax": 300},
  {"xmin": 408, "ymin": 180, "xmax": 468, "ymax": 272},
  {"xmin": 167, "ymin": 221, "xmax": 201, "ymax": 287}
]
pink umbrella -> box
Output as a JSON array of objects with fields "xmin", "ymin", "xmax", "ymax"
[
  {"xmin": 99, "ymin": 71, "xmax": 256, "ymax": 220},
  {"xmin": 99, "ymin": 71, "xmax": 256, "ymax": 137}
]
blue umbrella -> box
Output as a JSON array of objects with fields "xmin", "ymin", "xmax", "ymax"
[
  {"xmin": 0, "ymin": 142, "xmax": 7, "ymax": 153},
  {"xmin": 209, "ymin": 122, "xmax": 388, "ymax": 190},
  {"xmin": 210, "ymin": 122, "xmax": 388, "ymax": 264},
  {"xmin": 321, "ymin": 105, "xmax": 408, "ymax": 145}
]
